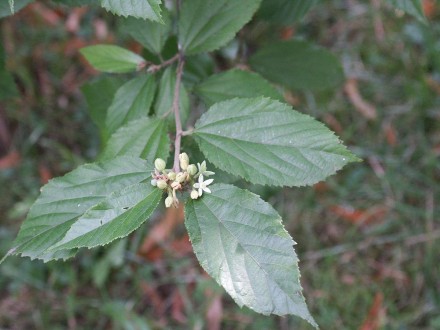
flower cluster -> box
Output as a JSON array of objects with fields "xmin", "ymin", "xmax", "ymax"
[{"xmin": 151, "ymin": 153, "xmax": 215, "ymax": 208}]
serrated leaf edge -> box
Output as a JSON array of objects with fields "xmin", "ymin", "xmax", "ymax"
[
  {"xmin": 181, "ymin": 0, "xmax": 262, "ymax": 55},
  {"xmin": 49, "ymin": 185, "xmax": 162, "ymax": 251},
  {"xmin": 194, "ymin": 97, "xmax": 360, "ymax": 187},
  {"xmin": 2, "ymin": 156, "xmax": 151, "ymax": 263},
  {"xmin": 100, "ymin": 0, "xmax": 164, "ymax": 23},
  {"xmin": 184, "ymin": 183, "xmax": 318, "ymax": 328}
]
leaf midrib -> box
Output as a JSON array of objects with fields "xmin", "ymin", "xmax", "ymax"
[
  {"xmin": 196, "ymin": 129, "xmax": 342, "ymax": 153},
  {"xmin": 199, "ymin": 197, "xmax": 297, "ymax": 307},
  {"xmin": 52, "ymin": 188, "xmax": 160, "ymax": 250}
]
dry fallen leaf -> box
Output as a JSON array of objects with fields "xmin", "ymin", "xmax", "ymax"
[
  {"xmin": 359, "ymin": 292, "xmax": 386, "ymax": 330},
  {"xmin": 0, "ymin": 150, "xmax": 21, "ymax": 169},
  {"xmin": 344, "ymin": 78, "xmax": 377, "ymax": 120},
  {"xmin": 38, "ymin": 163, "xmax": 52, "ymax": 184},
  {"xmin": 323, "ymin": 113, "xmax": 343, "ymax": 135},
  {"xmin": 330, "ymin": 204, "xmax": 388, "ymax": 226},
  {"xmin": 205, "ymin": 290, "xmax": 223, "ymax": 330},
  {"xmin": 139, "ymin": 205, "xmax": 184, "ymax": 256},
  {"xmin": 139, "ymin": 282, "xmax": 166, "ymax": 320},
  {"xmin": 280, "ymin": 27, "xmax": 295, "ymax": 40},
  {"xmin": 30, "ymin": 2, "xmax": 62, "ymax": 26},
  {"xmin": 383, "ymin": 121, "xmax": 397, "ymax": 147},
  {"xmin": 423, "ymin": 0, "xmax": 437, "ymax": 19},
  {"xmin": 171, "ymin": 290, "xmax": 187, "ymax": 324}
]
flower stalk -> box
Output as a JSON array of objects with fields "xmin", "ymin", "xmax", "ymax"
[{"xmin": 172, "ymin": 52, "xmax": 185, "ymax": 173}]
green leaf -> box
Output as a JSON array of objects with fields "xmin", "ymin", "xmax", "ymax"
[
  {"xmin": 49, "ymin": 183, "xmax": 161, "ymax": 251},
  {"xmin": 100, "ymin": 0, "xmax": 162, "ymax": 22},
  {"xmin": 185, "ymin": 184, "xmax": 317, "ymax": 327},
  {"xmin": 183, "ymin": 53, "xmax": 215, "ymax": 88},
  {"xmin": 4, "ymin": 156, "xmax": 152, "ymax": 262},
  {"xmin": 0, "ymin": 0, "xmax": 31, "ymax": 18},
  {"xmin": 81, "ymin": 76, "xmax": 124, "ymax": 140},
  {"xmin": 121, "ymin": 10, "xmax": 171, "ymax": 55},
  {"xmin": 106, "ymin": 75, "xmax": 157, "ymax": 134},
  {"xmin": 386, "ymin": 0, "xmax": 427, "ymax": 22},
  {"xmin": 178, "ymin": 0, "xmax": 262, "ymax": 55},
  {"xmin": 195, "ymin": 69, "xmax": 283, "ymax": 106},
  {"xmin": 100, "ymin": 117, "xmax": 170, "ymax": 162},
  {"xmin": 194, "ymin": 97, "xmax": 359, "ymax": 187},
  {"xmin": 154, "ymin": 66, "xmax": 190, "ymax": 125},
  {"xmin": 249, "ymin": 40, "xmax": 344, "ymax": 91},
  {"xmin": 258, "ymin": 0, "xmax": 318, "ymax": 25},
  {"xmin": 80, "ymin": 45, "xmax": 146, "ymax": 73}
]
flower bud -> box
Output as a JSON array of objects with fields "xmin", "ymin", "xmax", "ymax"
[
  {"xmin": 150, "ymin": 179, "xmax": 157, "ymax": 186},
  {"xmin": 165, "ymin": 196, "xmax": 173, "ymax": 208},
  {"xmin": 171, "ymin": 181, "xmax": 181, "ymax": 189},
  {"xmin": 187, "ymin": 164, "xmax": 197, "ymax": 176},
  {"xmin": 167, "ymin": 171, "xmax": 176, "ymax": 181},
  {"xmin": 176, "ymin": 172, "xmax": 186, "ymax": 183},
  {"xmin": 154, "ymin": 158, "xmax": 166, "ymax": 171},
  {"xmin": 190, "ymin": 190, "xmax": 199, "ymax": 200},
  {"xmin": 156, "ymin": 179, "xmax": 168, "ymax": 190},
  {"xmin": 179, "ymin": 153, "xmax": 189, "ymax": 170}
]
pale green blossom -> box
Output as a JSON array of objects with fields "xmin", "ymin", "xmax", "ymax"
[{"xmin": 196, "ymin": 161, "xmax": 215, "ymax": 177}]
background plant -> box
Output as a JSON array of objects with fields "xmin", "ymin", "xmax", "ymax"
[{"xmin": 0, "ymin": 0, "xmax": 440, "ymax": 330}]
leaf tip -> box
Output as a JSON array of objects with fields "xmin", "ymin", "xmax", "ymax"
[{"xmin": 345, "ymin": 152, "xmax": 363, "ymax": 164}]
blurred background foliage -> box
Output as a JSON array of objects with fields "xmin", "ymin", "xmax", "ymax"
[{"xmin": 0, "ymin": 0, "xmax": 439, "ymax": 329}]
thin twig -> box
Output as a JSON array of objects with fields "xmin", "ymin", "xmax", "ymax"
[
  {"xmin": 172, "ymin": 52, "xmax": 185, "ymax": 172},
  {"xmin": 181, "ymin": 129, "xmax": 194, "ymax": 136},
  {"xmin": 147, "ymin": 54, "xmax": 179, "ymax": 73}
]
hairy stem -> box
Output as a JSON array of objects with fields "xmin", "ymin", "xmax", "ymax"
[{"xmin": 172, "ymin": 52, "xmax": 185, "ymax": 172}]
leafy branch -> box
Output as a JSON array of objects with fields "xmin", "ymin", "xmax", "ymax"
[{"xmin": 0, "ymin": 0, "xmax": 373, "ymax": 327}]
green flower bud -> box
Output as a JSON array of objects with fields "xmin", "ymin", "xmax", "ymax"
[
  {"xmin": 165, "ymin": 196, "xmax": 173, "ymax": 208},
  {"xmin": 190, "ymin": 190, "xmax": 199, "ymax": 200},
  {"xmin": 179, "ymin": 153, "xmax": 189, "ymax": 170},
  {"xmin": 154, "ymin": 158, "xmax": 166, "ymax": 171},
  {"xmin": 157, "ymin": 179, "xmax": 168, "ymax": 190},
  {"xmin": 187, "ymin": 164, "xmax": 197, "ymax": 176},
  {"xmin": 167, "ymin": 171, "xmax": 176, "ymax": 181},
  {"xmin": 176, "ymin": 172, "xmax": 186, "ymax": 183}
]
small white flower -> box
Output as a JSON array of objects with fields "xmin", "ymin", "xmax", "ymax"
[
  {"xmin": 193, "ymin": 174, "xmax": 214, "ymax": 196},
  {"xmin": 196, "ymin": 161, "xmax": 215, "ymax": 177}
]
